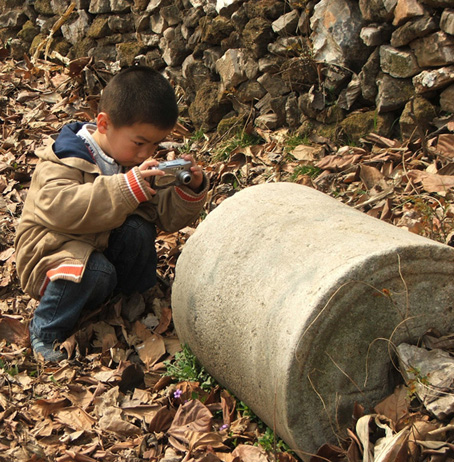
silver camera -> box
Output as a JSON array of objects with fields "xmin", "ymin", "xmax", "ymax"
[{"xmin": 154, "ymin": 159, "xmax": 192, "ymax": 188}]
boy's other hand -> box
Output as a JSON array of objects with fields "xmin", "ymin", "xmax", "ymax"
[
  {"xmin": 181, "ymin": 154, "xmax": 204, "ymax": 192},
  {"xmin": 137, "ymin": 159, "xmax": 165, "ymax": 196}
]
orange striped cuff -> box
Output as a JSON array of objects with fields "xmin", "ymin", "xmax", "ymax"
[
  {"xmin": 125, "ymin": 169, "xmax": 148, "ymax": 203},
  {"xmin": 175, "ymin": 186, "xmax": 206, "ymax": 203},
  {"xmin": 39, "ymin": 263, "xmax": 85, "ymax": 296}
]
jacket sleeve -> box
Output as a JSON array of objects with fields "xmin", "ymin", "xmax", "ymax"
[
  {"xmin": 138, "ymin": 173, "xmax": 209, "ymax": 232},
  {"xmin": 32, "ymin": 161, "xmax": 152, "ymax": 234}
]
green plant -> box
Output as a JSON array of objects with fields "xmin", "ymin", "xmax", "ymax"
[
  {"xmin": 285, "ymin": 134, "xmax": 310, "ymax": 153},
  {"xmin": 214, "ymin": 132, "xmax": 264, "ymax": 160},
  {"xmin": 0, "ymin": 358, "xmax": 19, "ymax": 376},
  {"xmin": 179, "ymin": 129, "xmax": 206, "ymax": 154},
  {"xmin": 290, "ymin": 165, "xmax": 321, "ymax": 181},
  {"xmin": 257, "ymin": 426, "xmax": 292, "ymax": 454},
  {"xmin": 164, "ymin": 345, "xmax": 217, "ymax": 391},
  {"xmin": 406, "ymin": 365, "xmax": 430, "ymax": 400}
]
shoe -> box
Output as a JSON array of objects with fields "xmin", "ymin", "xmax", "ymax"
[{"xmin": 30, "ymin": 333, "xmax": 67, "ymax": 362}]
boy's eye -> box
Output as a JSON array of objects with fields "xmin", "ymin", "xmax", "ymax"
[{"xmin": 134, "ymin": 141, "xmax": 144, "ymax": 146}]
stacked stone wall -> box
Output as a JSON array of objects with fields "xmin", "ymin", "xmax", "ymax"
[{"xmin": 1, "ymin": 0, "xmax": 453, "ymax": 141}]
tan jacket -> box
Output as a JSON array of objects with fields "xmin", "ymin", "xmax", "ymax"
[{"xmin": 15, "ymin": 133, "xmax": 208, "ymax": 299}]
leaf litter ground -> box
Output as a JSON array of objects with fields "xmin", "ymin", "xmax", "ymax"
[{"xmin": 2, "ymin": 57, "xmax": 454, "ymax": 462}]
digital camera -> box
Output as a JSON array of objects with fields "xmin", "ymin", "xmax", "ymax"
[{"xmin": 154, "ymin": 159, "xmax": 192, "ymax": 187}]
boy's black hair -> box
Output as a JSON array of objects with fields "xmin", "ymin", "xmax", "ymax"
[{"xmin": 98, "ymin": 66, "xmax": 178, "ymax": 129}]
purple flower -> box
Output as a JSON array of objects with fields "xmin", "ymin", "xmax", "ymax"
[
  {"xmin": 220, "ymin": 424, "xmax": 229, "ymax": 431},
  {"xmin": 173, "ymin": 389, "xmax": 183, "ymax": 399}
]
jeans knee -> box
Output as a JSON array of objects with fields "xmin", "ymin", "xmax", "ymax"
[
  {"xmin": 125, "ymin": 216, "xmax": 156, "ymax": 243},
  {"xmin": 86, "ymin": 252, "xmax": 117, "ymax": 295}
]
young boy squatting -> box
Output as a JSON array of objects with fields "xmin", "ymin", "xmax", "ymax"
[{"xmin": 15, "ymin": 66, "xmax": 208, "ymax": 361}]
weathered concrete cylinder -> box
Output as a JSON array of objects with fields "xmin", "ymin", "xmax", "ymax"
[{"xmin": 171, "ymin": 183, "xmax": 454, "ymax": 460}]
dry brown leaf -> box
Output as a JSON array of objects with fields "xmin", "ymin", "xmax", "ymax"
[
  {"xmin": 149, "ymin": 406, "xmax": 176, "ymax": 433},
  {"xmin": 187, "ymin": 430, "xmax": 227, "ymax": 451},
  {"xmin": 407, "ymin": 170, "xmax": 454, "ymax": 195},
  {"xmin": 0, "ymin": 315, "xmax": 29, "ymax": 346},
  {"xmin": 231, "ymin": 444, "xmax": 269, "ymax": 462},
  {"xmin": 315, "ymin": 152, "xmax": 363, "ymax": 171},
  {"xmin": 431, "ymin": 134, "xmax": 454, "ymax": 158},
  {"xmin": 359, "ymin": 164, "xmax": 386, "ymax": 190},
  {"xmin": 54, "ymin": 406, "xmax": 97, "ymax": 431},
  {"xmin": 290, "ymin": 145, "xmax": 322, "ymax": 162},
  {"xmin": 374, "ymin": 385, "xmax": 409, "ymax": 424},
  {"xmin": 34, "ymin": 398, "xmax": 69, "ymax": 418},
  {"xmin": 154, "ymin": 307, "xmax": 172, "ymax": 334},
  {"xmin": 168, "ymin": 399, "xmax": 213, "ymax": 448},
  {"xmin": 98, "ymin": 406, "xmax": 141, "ymax": 436},
  {"xmin": 136, "ymin": 333, "xmax": 166, "ymax": 368}
]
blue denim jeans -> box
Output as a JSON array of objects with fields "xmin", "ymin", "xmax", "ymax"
[{"xmin": 30, "ymin": 215, "xmax": 158, "ymax": 343}]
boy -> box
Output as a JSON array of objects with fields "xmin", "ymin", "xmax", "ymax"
[{"xmin": 15, "ymin": 66, "xmax": 208, "ymax": 361}]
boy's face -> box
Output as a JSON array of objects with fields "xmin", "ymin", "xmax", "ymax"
[{"xmin": 94, "ymin": 112, "xmax": 171, "ymax": 167}]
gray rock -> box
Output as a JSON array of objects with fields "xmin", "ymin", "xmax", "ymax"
[
  {"xmin": 108, "ymin": 15, "xmax": 134, "ymax": 33},
  {"xmin": 383, "ymin": 0, "xmax": 398, "ymax": 13},
  {"xmin": 280, "ymin": 56, "xmax": 319, "ymax": 91},
  {"xmin": 440, "ymin": 84, "xmax": 454, "ymax": 113},
  {"xmin": 0, "ymin": 10, "xmax": 27, "ymax": 28},
  {"xmin": 390, "ymin": 14, "xmax": 439, "ymax": 48},
  {"xmin": 231, "ymin": 6, "xmax": 248, "ymax": 32},
  {"xmin": 243, "ymin": 0, "xmax": 286, "ymax": 21},
  {"xmin": 413, "ymin": 66, "xmax": 454, "ymax": 93},
  {"xmin": 380, "ymin": 45, "xmax": 422, "ymax": 78},
  {"xmin": 360, "ymin": 24, "xmax": 393, "ymax": 47},
  {"xmin": 150, "ymin": 12, "xmax": 167, "ymax": 34},
  {"xmin": 242, "ymin": 16, "xmax": 275, "ymax": 59},
  {"xmin": 89, "ymin": 0, "xmax": 130, "ymax": 14},
  {"xmin": 310, "ymin": 0, "xmax": 368, "ymax": 70},
  {"xmin": 359, "ymin": 48, "xmax": 381, "ymax": 102},
  {"xmin": 143, "ymin": 49, "xmax": 166, "ymax": 70},
  {"xmin": 410, "ymin": 31, "xmax": 454, "ymax": 67},
  {"xmin": 61, "ymin": 10, "xmax": 91, "ymax": 44},
  {"xmin": 271, "ymin": 9, "xmax": 299, "ymax": 36},
  {"xmin": 258, "ymin": 54, "xmax": 285, "ymax": 73},
  {"xmin": 236, "ymin": 80, "xmax": 267, "ymax": 103},
  {"xmin": 441, "ymin": 9, "xmax": 454, "ymax": 36},
  {"xmin": 51, "ymin": 0, "xmax": 87, "ymax": 14},
  {"xmin": 161, "ymin": 4, "xmax": 182, "ymax": 26},
  {"xmin": 397, "ymin": 343, "xmax": 454, "ymax": 419},
  {"xmin": 359, "ymin": 0, "xmax": 391, "ymax": 21},
  {"xmin": 376, "ymin": 73, "xmax": 415, "ymax": 112},
  {"xmin": 392, "ymin": 0, "xmax": 426, "ymax": 27},
  {"xmin": 202, "ymin": 46, "xmax": 223, "ymax": 72},
  {"xmin": 161, "ymin": 29, "xmax": 190, "ymax": 67},
  {"xmin": 285, "ymin": 92, "xmax": 300, "ymax": 128},
  {"xmin": 399, "ymin": 96, "xmax": 437, "ymax": 139},
  {"xmin": 183, "ymin": 7, "xmax": 204, "ymax": 29},
  {"xmin": 216, "ymin": 48, "xmax": 259, "ymax": 90},
  {"xmin": 188, "ymin": 81, "xmax": 232, "ymax": 130},
  {"xmin": 419, "ymin": 0, "xmax": 453, "ymax": 7},
  {"xmin": 257, "ymin": 72, "xmax": 291, "ymax": 97},
  {"xmin": 254, "ymin": 112, "xmax": 279, "ymax": 129},
  {"xmin": 182, "ymin": 55, "xmax": 212, "ymax": 93},
  {"xmin": 139, "ymin": 33, "xmax": 160, "ymax": 47}
]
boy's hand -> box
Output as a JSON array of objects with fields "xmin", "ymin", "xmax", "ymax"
[
  {"xmin": 137, "ymin": 159, "xmax": 165, "ymax": 196},
  {"xmin": 181, "ymin": 154, "xmax": 204, "ymax": 192}
]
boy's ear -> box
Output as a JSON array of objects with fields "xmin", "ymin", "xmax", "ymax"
[{"xmin": 96, "ymin": 112, "xmax": 110, "ymax": 134}]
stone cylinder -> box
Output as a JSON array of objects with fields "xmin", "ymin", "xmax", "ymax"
[{"xmin": 171, "ymin": 183, "xmax": 454, "ymax": 460}]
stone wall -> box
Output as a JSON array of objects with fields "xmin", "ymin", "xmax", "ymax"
[{"xmin": 1, "ymin": 0, "xmax": 453, "ymax": 142}]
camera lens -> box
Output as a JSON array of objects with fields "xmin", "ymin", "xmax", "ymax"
[{"xmin": 177, "ymin": 170, "xmax": 192, "ymax": 185}]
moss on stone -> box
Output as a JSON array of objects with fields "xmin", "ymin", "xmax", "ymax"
[
  {"xmin": 18, "ymin": 21, "xmax": 40, "ymax": 43},
  {"xmin": 116, "ymin": 41, "xmax": 144, "ymax": 67}
]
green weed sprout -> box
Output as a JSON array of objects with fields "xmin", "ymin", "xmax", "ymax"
[{"xmin": 164, "ymin": 344, "xmax": 217, "ymax": 391}]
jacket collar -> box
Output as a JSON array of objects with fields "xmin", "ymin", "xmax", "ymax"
[{"xmin": 53, "ymin": 122, "xmax": 96, "ymax": 164}]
